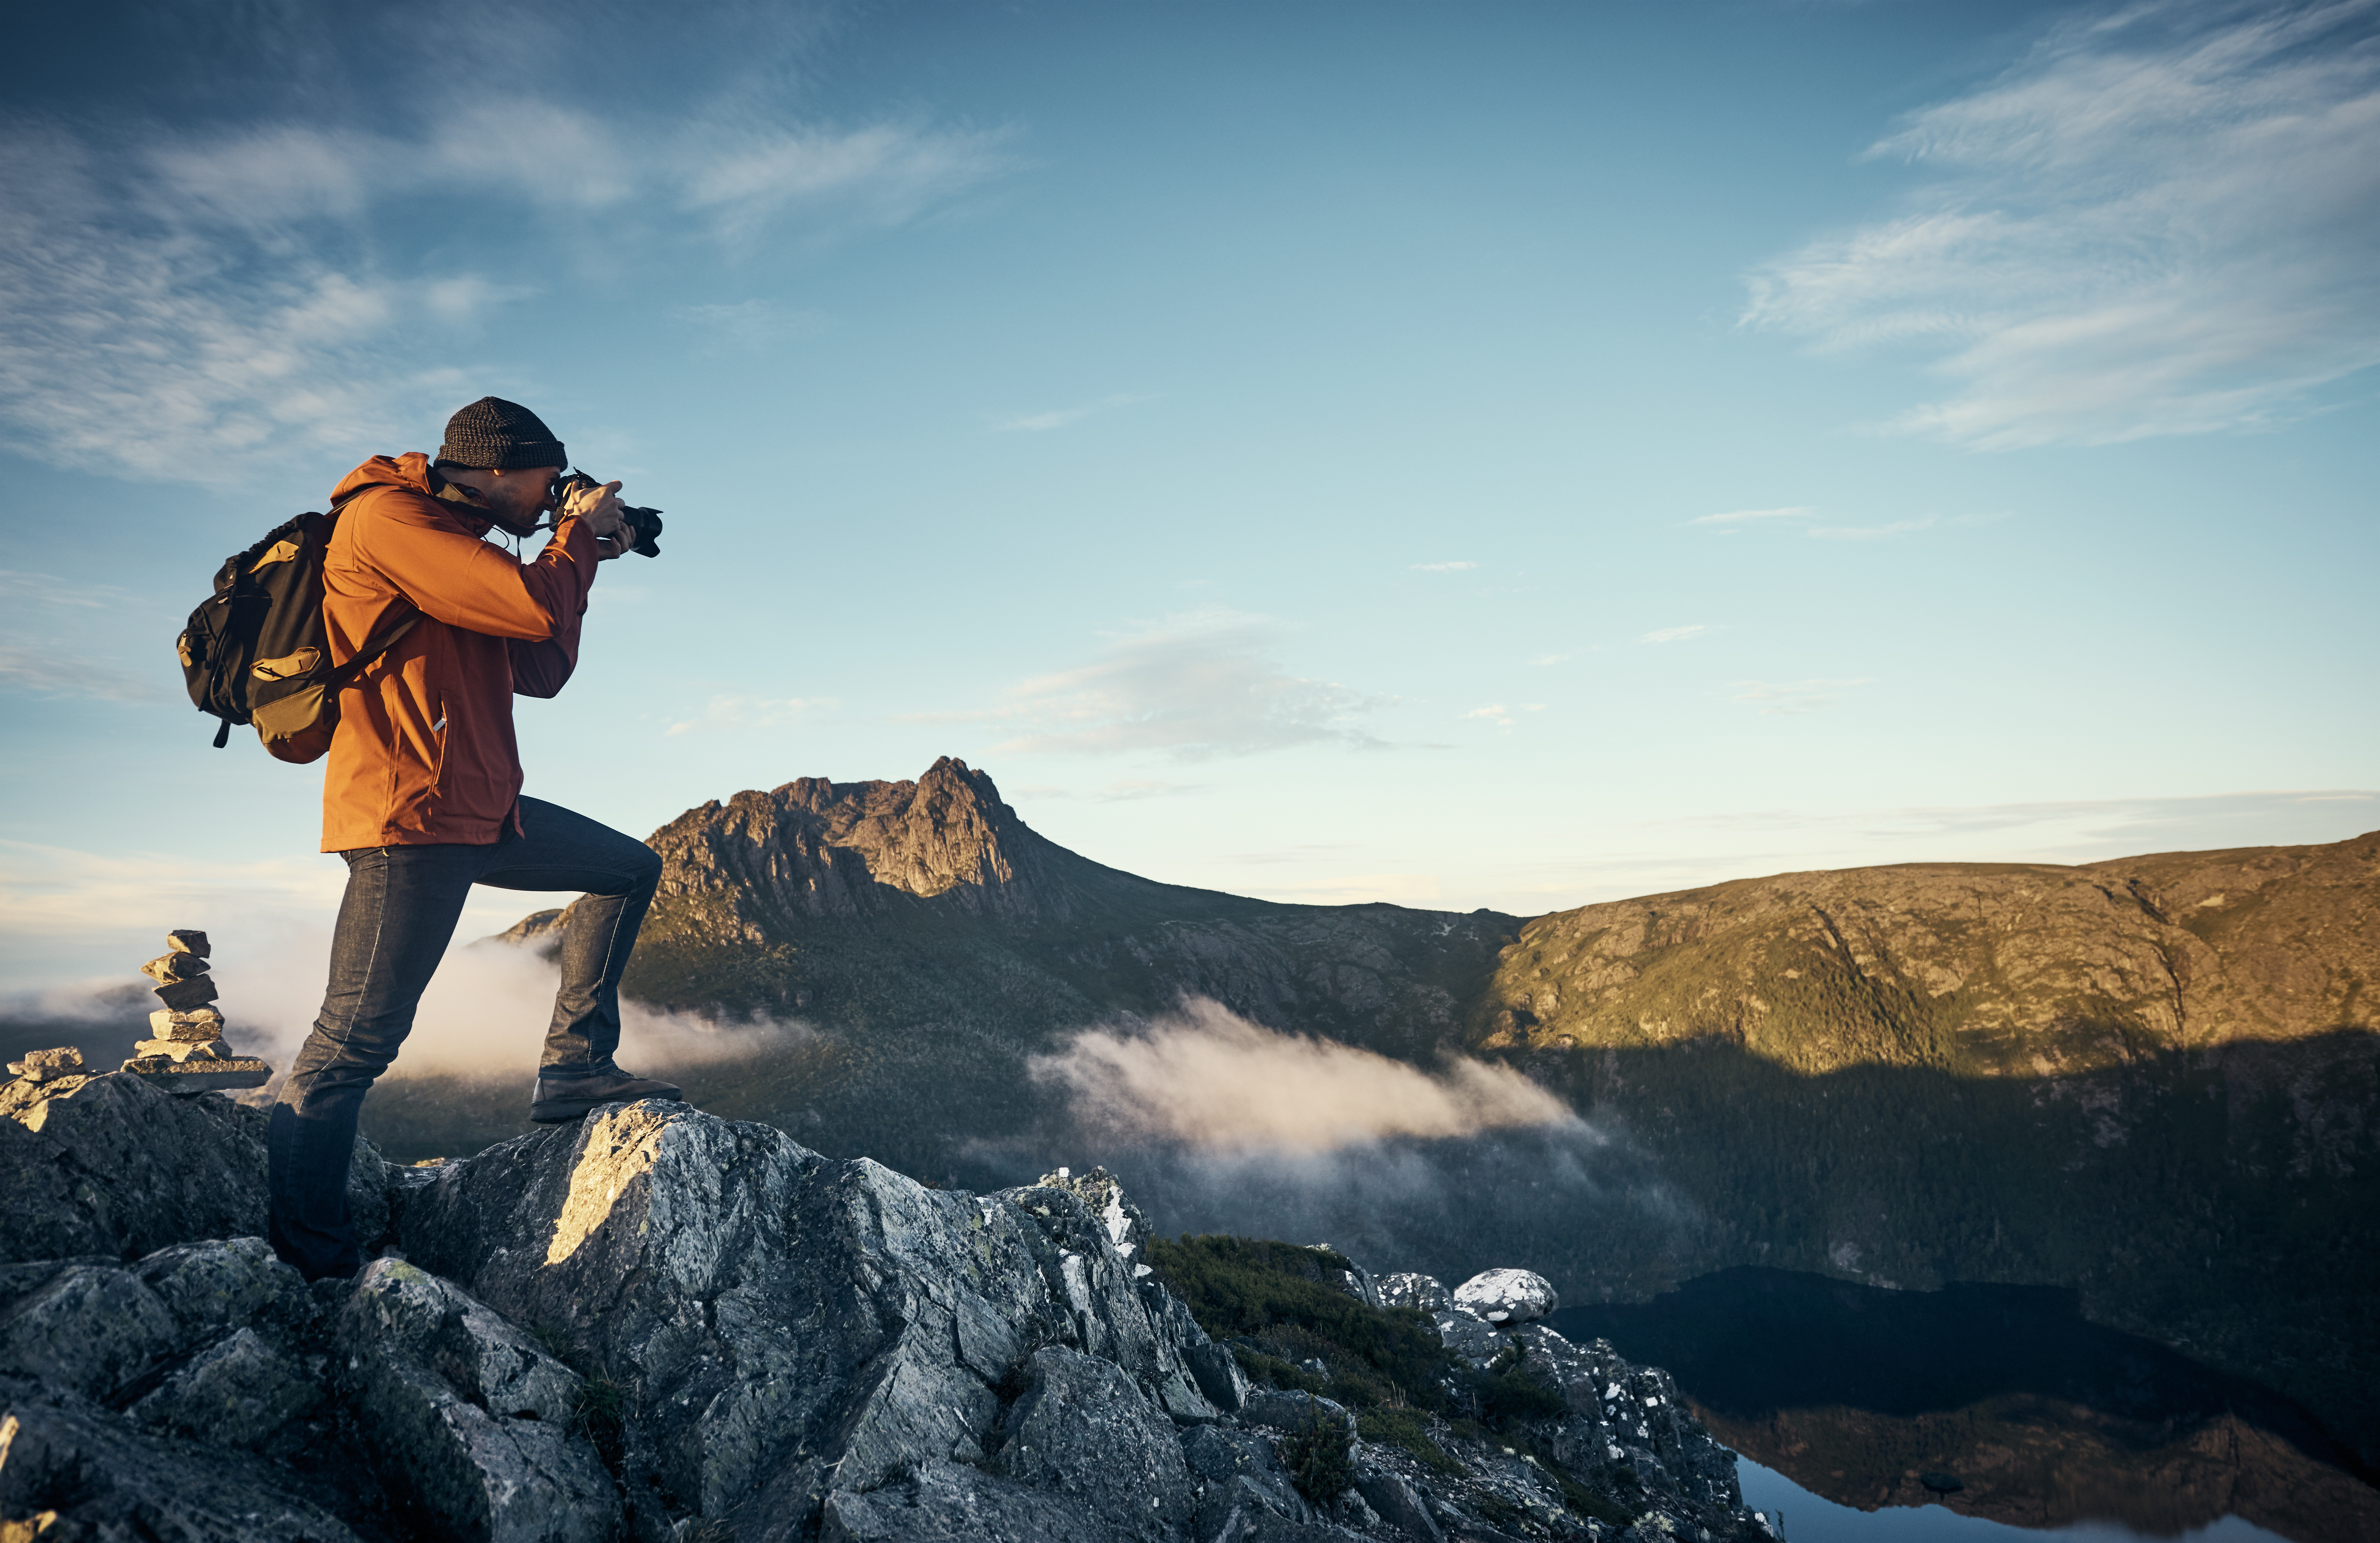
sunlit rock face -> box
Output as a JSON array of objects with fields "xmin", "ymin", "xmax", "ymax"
[{"xmin": 392, "ymin": 1099, "xmax": 1223, "ymax": 1538}]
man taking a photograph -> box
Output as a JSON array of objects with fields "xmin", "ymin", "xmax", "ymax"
[{"xmin": 268, "ymin": 396, "xmax": 680, "ymax": 1282}]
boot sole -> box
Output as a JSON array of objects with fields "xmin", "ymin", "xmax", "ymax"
[{"xmin": 527, "ymin": 1091, "xmax": 683, "ymax": 1124}]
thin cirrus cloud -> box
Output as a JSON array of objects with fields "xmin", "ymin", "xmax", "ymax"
[
  {"xmin": 1742, "ymin": 0, "xmax": 2380, "ymax": 448},
  {"xmin": 988, "ymin": 393, "xmax": 1155, "ymax": 432},
  {"xmin": 1730, "ymin": 678, "xmax": 1873, "ymax": 715},
  {"xmin": 1686, "ymin": 506, "xmax": 1814, "ymax": 528},
  {"xmin": 1410, "ymin": 560, "xmax": 1479, "ymax": 572},
  {"xmin": 1640, "ymin": 624, "xmax": 1714, "ymax": 644},
  {"xmin": 907, "ymin": 609, "xmax": 1383, "ymax": 760},
  {"xmin": 0, "ymin": 102, "xmax": 1013, "ymax": 482}
]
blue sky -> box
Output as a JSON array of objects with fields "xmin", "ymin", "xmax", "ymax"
[{"xmin": 2, "ymin": 0, "xmax": 2375, "ymax": 994}]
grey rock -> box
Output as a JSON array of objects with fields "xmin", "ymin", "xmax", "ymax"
[
  {"xmin": 1354, "ymin": 1467, "xmax": 1444, "ymax": 1542},
  {"xmin": 0, "ymin": 1394, "xmax": 361, "ymax": 1542},
  {"xmin": 0, "ymin": 1265, "xmax": 179, "ymax": 1399},
  {"xmin": 150, "ymin": 974, "xmax": 219, "ymax": 1011},
  {"xmin": 1184, "ymin": 1339, "xmax": 1251, "ymax": 1412},
  {"xmin": 1432, "ymin": 1309, "xmax": 1504, "ymax": 1369},
  {"xmin": 1183, "ymin": 1424, "xmax": 1312, "ymax": 1529},
  {"xmin": 1309, "ymin": 1247, "xmax": 1382, "ymax": 1310},
  {"xmin": 992, "ymin": 1346, "xmax": 1193, "ymax": 1537},
  {"xmin": 0, "ymin": 1071, "xmax": 388, "ymax": 1266},
  {"xmin": 165, "ymin": 929, "xmax": 211, "ymax": 958},
  {"xmin": 132, "ymin": 1237, "xmax": 310, "ymax": 1336},
  {"xmin": 1450, "ymin": 1269, "xmax": 1557, "ymax": 1325},
  {"xmin": 128, "ymin": 1326, "xmax": 320, "ymax": 1447},
  {"xmin": 336, "ymin": 1257, "xmax": 620, "ymax": 1543},
  {"xmin": 1375, "ymin": 1272, "xmax": 1450, "ymax": 1314},
  {"xmin": 1038, "ymin": 1164, "xmax": 1155, "ymax": 1276},
  {"xmin": 1240, "ymin": 1388, "xmax": 1356, "ymax": 1436},
  {"xmin": 821, "ymin": 1458, "xmax": 1140, "ymax": 1543}
]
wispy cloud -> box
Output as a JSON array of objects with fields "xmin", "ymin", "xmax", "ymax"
[
  {"xmin": 911, "ymin": 609, "xmax": 1383, "ymax": 759},
  {"xmin": 664, "ymin": 695, "xmax": 836, "ymax": 735},
  {"xmin": 1641, "ymin": 623, "xmax": 1715, "ymax": 643},
  {"xmin": 988, "ymin": 392, "xmax": 1153, "ymax": 432},
  {"xmin": 1744, "ymin": 0, "xmax": 2380, "ymax": 447},
  {"xmin": 1031, "ymin": 998, "xmax": 1568, "ymax": 1155},
  {"xmin": 0, "ymin": 97, "xmax": 1013, "ymax": 480},
  {"xmin": 1730, "ymin": 677, "xmax": 1873, "ymax": 715},
  {"xmin": 0, "ymin": 643, "xmax": 168, "ymax": 704},
  {"xmin": 1410, "ymin": 560, "xmax": 1480, "ymax": 572},
  {"xmin": 1687, "ymin": 506, "xmax": 1814, "ymax": 528}
]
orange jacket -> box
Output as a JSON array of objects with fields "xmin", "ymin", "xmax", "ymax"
[{"xmin": 319, "ymin": 453, "xmax": 599, "ymax": 851}]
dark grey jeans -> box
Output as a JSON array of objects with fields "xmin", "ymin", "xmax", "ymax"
[{"xmin": 267, "ymin": 796, "xmax": 663, "ymax": 1280}]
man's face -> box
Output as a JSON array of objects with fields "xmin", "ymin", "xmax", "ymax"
[{"xmin": 486, "ymin": 466, "xmax": 561, "ymax": 522}]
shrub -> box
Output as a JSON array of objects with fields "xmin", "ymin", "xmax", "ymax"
[{"xmin": 1278, "ymin": 1396, "xmax": 1355, "ymax": 1502}]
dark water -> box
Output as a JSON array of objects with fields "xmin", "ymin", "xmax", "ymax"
[{"xmin": 1546, "ymin": 1269, "xmax": 2379, "ymax": 1543}]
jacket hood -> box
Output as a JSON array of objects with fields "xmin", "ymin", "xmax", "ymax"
[{"xmin": 331, "ymin": 453, "xmax": 505, "ymax": 535}]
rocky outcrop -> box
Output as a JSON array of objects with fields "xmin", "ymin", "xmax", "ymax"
[
  {"xmin": 0, "ymin": 1069, "xmax": 384, "ymax": 1265},
  {"xmin": 0, "ymin": 1068, "xmax": 1765, "ymax": 1542}
]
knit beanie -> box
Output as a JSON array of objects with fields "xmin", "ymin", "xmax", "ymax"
[{"xmin": 435, "ymin": 397, "xmax": 567, "ymax": 471}]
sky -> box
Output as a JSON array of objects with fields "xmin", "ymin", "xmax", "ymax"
[{"xmin": 1, "ymin": 0, "xmax": 2375, "ymax": 995}]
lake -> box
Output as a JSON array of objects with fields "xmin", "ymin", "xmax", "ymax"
[{"xmin": 1544, "ymin": 1268, "xmax": 2378, "ymax": 1543}]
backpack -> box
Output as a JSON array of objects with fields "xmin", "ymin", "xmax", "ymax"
[{"xmin": 177, "ymin": 493, "xmax": 417, "ymax": 763}]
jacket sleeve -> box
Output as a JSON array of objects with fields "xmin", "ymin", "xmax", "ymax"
[{"xmin": 354, "ymin": 495, "xmax": 600, "ymax": 646}]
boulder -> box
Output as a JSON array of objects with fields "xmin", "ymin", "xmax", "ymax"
[
  {"xmin": 1353, "ymin": 1467, "xmax": 1444, "ymax": 1542},
  {"xmin": 1184, "ymin": 1339, "xmax": 1250, "ymax": 1412},
  {"xmin": 393, "ymin": 1100, "xmax": 1219, "ymax": 1540},
  {"xmin": 1375, "ymin": 1272, "xmax": 1450, "ymax": 1314},
  {"xmin": 336, "ymin": 1257, "xmax": 619, "ymax": 1543},
  {"xmin": 992, "ymin": 1346, "xmax": 1194, "ymax": 1537},
  {"xmin": 128, "ymin": 1326, "xmax": 320, "ymax": 1449},
  {"xmin": 1239, "ymin": 1388, "xmax": 1357, "ymax": 1437},
  {"xmin": 0, "ymin": 1072, "xmax": 388, "ymax": 1266},
  {"xmin": 1450, "ymin": 1268, "xmax": 1557, "ymax": 1325},
  {"xmin": 0, "ymin": 1396, "xmax": 361, "ymax": 1543},
  {"xmin": 0, "ymin": 1265, "xmax": 180, "ymax": 1400},
  {"xmin": 1183, "ymin": 1423, "xmax": 1314, "ymax": 1535}
]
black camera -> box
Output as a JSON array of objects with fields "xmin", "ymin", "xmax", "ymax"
[{"xmin": 553, "ymin": 470, "xmax": 664, "ymax": 558}]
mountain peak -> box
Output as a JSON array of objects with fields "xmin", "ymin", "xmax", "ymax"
[{"xmin": 647, "ymin": 757, "xmax": 1078, "ymax": 937}]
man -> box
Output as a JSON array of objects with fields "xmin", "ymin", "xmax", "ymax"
[{"xmin": 267, "ymin": 396, "xmax": 680, "ymax": 1282}]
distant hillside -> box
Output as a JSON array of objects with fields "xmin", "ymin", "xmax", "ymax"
[{"xmin": 1464, "ymin": 838, "xmax": 2380, "ymax": 1472}]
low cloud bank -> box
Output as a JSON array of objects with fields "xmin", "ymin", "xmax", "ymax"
[
  {"xmin": 1029, "ymin": 998, "xmax": 1571, "ymax": 1154},
  {"xmin": 2, "ymin": 924, "xmax": 802, "ymax": 1086}
]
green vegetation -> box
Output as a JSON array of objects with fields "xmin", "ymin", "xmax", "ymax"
[
  {"xmin": 1277, "ymin": 1396, "xmax": 1356, "ymax": 1502},
  {"xmin": 1145, "ymin": 1233, "xmax": 1640, "ymax": 1515}
]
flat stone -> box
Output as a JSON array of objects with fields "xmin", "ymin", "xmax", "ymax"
[
  {"xmin": 141, "ymin": 952, "xmax": 211, "ymax": 985},
  {"xmin": 164, "ymin": 929, "xmax": 211, "ymax": 958},
  {"xmin": 119, "ymin": 1057, "xmax": 269, "ymax": 1092},
  {"xmin": 151, "ymin": 975, "xmax": 219, "ymax": 1012},
  {"xmin": 4, "ymin": 1048, "xmax": 84, "ymax": 1084},
  {"xmin": 148, "ymin": 1007, "xmax": 226, "ymax": 1042},
  {"xmin": 132, "ymin": 1039, "xmax": 229, "ymax": 1063}
]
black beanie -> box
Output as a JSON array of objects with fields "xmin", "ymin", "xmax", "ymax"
[{"xmin": 436, "ymin": 397, "xmax": 567, "ymax": 471}]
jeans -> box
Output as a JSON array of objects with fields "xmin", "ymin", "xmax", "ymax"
[{"xmin": 267, "ymin": 796, "xmax": 663, "ymax": 1280}]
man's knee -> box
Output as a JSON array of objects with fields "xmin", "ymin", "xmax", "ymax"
[{"xmin": 627, "ymin": 841, "xmax": 663, "ymax": 893}]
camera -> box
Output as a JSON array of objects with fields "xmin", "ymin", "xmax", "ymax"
[{"xmin": 553, "ymin": 470, "xmax": 664, "ymax": 558}]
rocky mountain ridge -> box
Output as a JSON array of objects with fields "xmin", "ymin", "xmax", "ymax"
[{"xmin": 0, "ymin": 1066, "xmax": 1769, "ymax": 1543}]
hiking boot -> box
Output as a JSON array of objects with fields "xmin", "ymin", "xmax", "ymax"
[{"xmin": 529, "ymin": 1067, "xmax": 684, "ymax": 1124}]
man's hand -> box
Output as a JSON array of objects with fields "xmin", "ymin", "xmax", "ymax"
[{"xmin": 561, "ymin": 478, "xmax": 631, "ymax": 559}]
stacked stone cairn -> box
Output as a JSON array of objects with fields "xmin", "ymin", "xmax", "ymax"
[{"xmin": 121, "ymin": 928, "xmax": 272, "ymax": 1093}]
